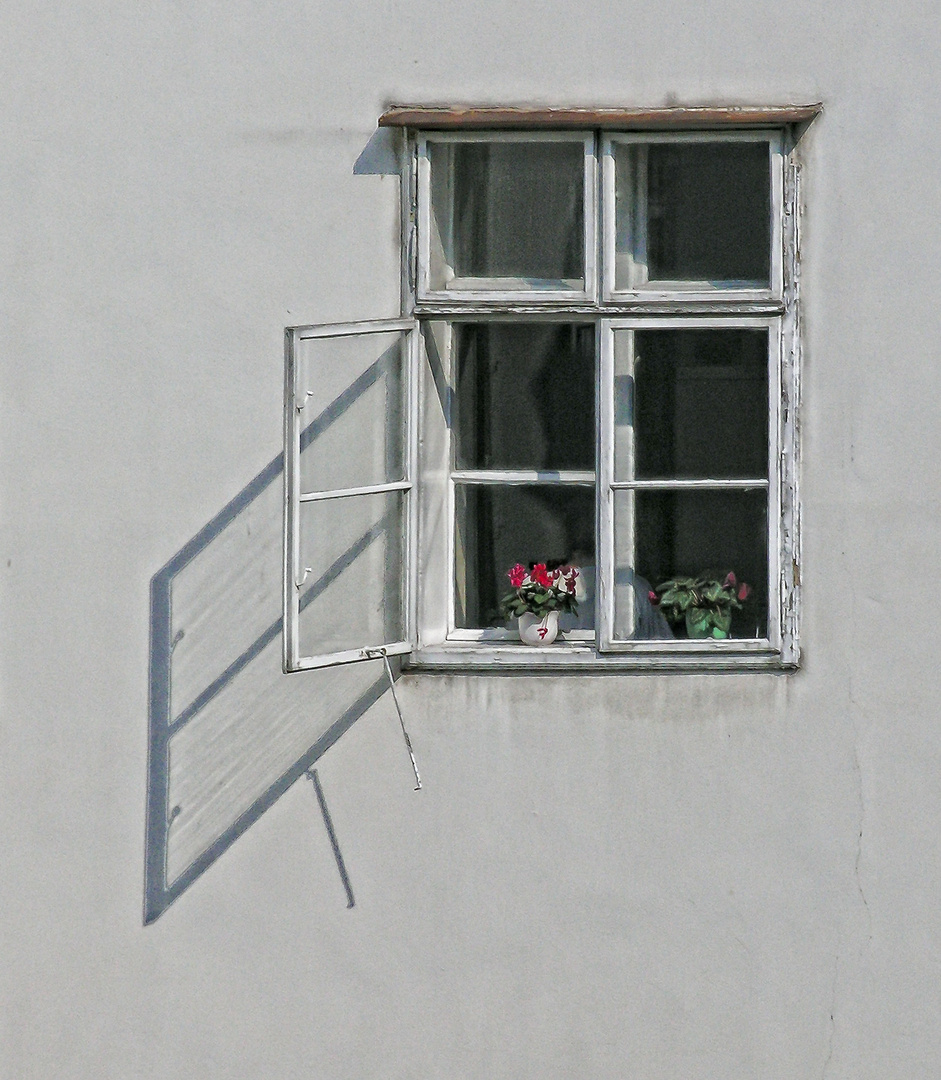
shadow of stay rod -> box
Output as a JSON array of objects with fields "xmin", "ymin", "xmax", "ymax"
[{"xmin": 306, "ymin": 768, "xmax": 355, "ymax": 908}]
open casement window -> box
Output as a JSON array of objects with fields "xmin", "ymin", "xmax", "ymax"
[{"xmin": 283, "ymin": 319, "xmax": 418, "ymax": 672}]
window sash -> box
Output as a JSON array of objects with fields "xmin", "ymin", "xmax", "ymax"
[
  {"xmin": 283, "ymin": 318, "xmax": 419, "ymax": 672},
  {"xmin": 416, "ymin": 131, "xmax": 598, "ymax": 304},
  {"xmin": 601, "ymin": 131, "xmax": 784, "ymax": 304},
  {"xmin": 597, "ymin": 315, "xmax": 782, "ymax": 653}
]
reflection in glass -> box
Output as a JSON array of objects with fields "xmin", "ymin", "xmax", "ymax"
[
  {"xmin": 454, "ymin": 323, "xmax": 595, "ymax": 471},
  {"xmin": 297, "ymin": 491, "xmax": 406, "ymax": 656},
  {"xmin": 298, "ymin": 332, "xmax": 406, "ymax": 494},
  {"xmin": 613, "ymin": 328, "xmax": 768, "ymax": 482},
  {"xmin": 614, "ymin": 141, "xmax": 770, "ymax": 289},
  {"xmin": 454, "ymin": 485, "xmax": 595, "ymax": 629},
  {"xmin": 613, "ymin": 488, "xmax": 767, "ymax": 639},
  {"xmin": 429, "ymin": 140, "xmax": 585, "ymax": 290}
]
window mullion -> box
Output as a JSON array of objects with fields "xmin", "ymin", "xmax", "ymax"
[{"xmin": 597, "ymin": 319, "xmax": 617, "ymax": 650}]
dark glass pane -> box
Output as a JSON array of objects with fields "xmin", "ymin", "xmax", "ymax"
[
  {"xmin": 626, "ymin": 329, "xmax": 768, "ymax": 480},
  {"xmin": 454, "ymin": 485, "xmax": 595, "ymax": 629},
  {"xmin": 454, "ymin": 324, "xmax": 595, "ymax": 471},
  {"xmin": 430, "ymin": 141, "xmax": 584, "ymax": 289},
  {"xmin": 615, "ymin": 141, "xmax": 771, "ymax": 288},
  {"xmin": 626, "ymin": 489, "xmax": 767, "ymax": 639}
]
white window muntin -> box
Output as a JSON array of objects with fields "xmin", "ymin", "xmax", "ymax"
[
  {"xmin": 283, "ymin": 318, "xmax": 419, "ymax": 672},
  {"xmin": 597, "ymin": 314, "xmax": 783, "ymax": 654},
  {"xmin": 416, "ymin": 130, "xmax": 598, "ymax": 305},
  {"xmin": 601, "ymin": 131, "xmax": 785, "ymax": 305}
]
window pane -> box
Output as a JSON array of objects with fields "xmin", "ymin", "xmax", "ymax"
[
  {"xmin": 429, "ymin": 140, "xmax": 585, "ymax": 291},
  {"xmin": 614, "ymin": 141, "xmax": 770, "ymax": 289},
  {"xmin": 613, "ymin": 489, "xmax": 767, "ymax": 640},
  {"xmin": 613, "ymin": 328, "xmax": 768, "ymax": 482},
  {"xmin": 454, "ymin": 323, "xmax": 595, "ymax": 471},
  {"xmin": 297, "ymin": 491, "xmax": 406, "ymax": 656},
  {"xmin": 454, "ymin": 485, "xmax": 595, "ymax": 630},
  {"xmin": 297, "ymin": 331, "xmax": 406, "ymax": 493}
]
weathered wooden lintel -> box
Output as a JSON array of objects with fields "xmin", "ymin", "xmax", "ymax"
[{"xmin": 378, "ymin": 104, "xmax": 823, "ymax": 130}]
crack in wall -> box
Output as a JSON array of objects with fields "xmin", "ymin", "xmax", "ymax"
[
  {"xmin": 820, "ymin": 954, "xmax": 839, "ymax": 1079},
  {"xmin": 852, "ymin": 735, "xmax": 872, "ymax": 939},
  {"xmin": 848, "ymin": 673, "xmax": 873, "ymax": 940}
]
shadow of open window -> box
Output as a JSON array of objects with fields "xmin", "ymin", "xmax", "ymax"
[{"xmin": 144, "ymin": 357, "xmax": 399, "ymax": 924}]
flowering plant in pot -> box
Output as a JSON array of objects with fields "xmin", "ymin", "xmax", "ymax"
[
  {"xmin": 500, "ymin": 563, "xmax": 580, "ymax": 645},
  {"xmin": 652, "ymin": 571, "xmax": 751, "ymax": 639}
]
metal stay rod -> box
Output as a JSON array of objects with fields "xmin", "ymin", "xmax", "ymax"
[{"xmin": 383, "ymin": 653, "xmax": 422, "ymax": 791}]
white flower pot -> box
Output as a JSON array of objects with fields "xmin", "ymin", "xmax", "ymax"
[{"xmin": 518, "ymin": 610, "xmax": 560, "ymax": 646}]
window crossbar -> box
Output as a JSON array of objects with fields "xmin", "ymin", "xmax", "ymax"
[
  {"xmin": 607, "ymin": 478, "xmax": 769, "ymax": 490},
  {"xmin": 451, "ymin": 470, "xmax": 595, "ymax": 485}
]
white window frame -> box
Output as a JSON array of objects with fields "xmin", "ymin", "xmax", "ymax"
[
  {"xmin": 597, "ymin": 315, "xmax": 782, "ymax": 658},
  {"xmin": 282, "ymin": 113, "xmax": 806, "ymax": 675},
  {"xmin": 406, "ymin": 126, "xmax": 801, "ymax": 671},
  {"xmin": 416, "ymin": 130, "xmax": 598, "ymax": 305},
  {"xmin": 601, "ymin": 131, "xmax": 785, "ymax": 304},
  {"xmin": 282, "ymin": 318, "xmax": 419, "ymax": 672}
]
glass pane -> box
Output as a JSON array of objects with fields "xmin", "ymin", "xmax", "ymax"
[
  {"xmin": 613, "ymin": 489, "xmax": 767, "ymax": 640},
  {"xmin": 454, "ymin": 323, "xmax": 595, "ymax": 471},
  {"xmin": 454, "ymin": 485, "xmax": 595, "ymax": 630},
  {"xmin": 297, "ymin": 331, "xmax": 406, "ymax": 493},
  {"xmin": 614, "ymin": 141, "xmax": 770, "ymax": 289},
  {"xmin": 613, "ymin": 328, "xmax": 768, "ymax": 481},
  {"xmin": 297, "ymin": 491, "xmax": 406, "ymax": 657},
  {"xmin": 429, "ymin": 140, "xmax": 585, "ymax": 291}
]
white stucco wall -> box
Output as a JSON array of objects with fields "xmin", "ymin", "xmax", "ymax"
[{"xmin": 3, "ymin": 1, "xmax": 941, "ymax": 1076}]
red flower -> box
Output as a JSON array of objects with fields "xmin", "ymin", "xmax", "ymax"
[
  {"xmin": 724, "ymin": 571, "xmax": 737, "ymax": 588},
  {"xmin": 532, "ymin": 563, "xmax": 553, "ymax": 588},
  {"xmin": 738, "ymin": 582, "xmax": 751, "ymax": 601},
  {"xmin": 508, "ymin": 563, "xmax": 528, "ymax": 588},
  {"xmin": 648, "ymin": 590, "xmax": 658, "ymax": 604}
]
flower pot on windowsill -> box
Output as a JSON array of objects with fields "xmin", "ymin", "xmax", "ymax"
[
  {"xmin": 518, "ymin": 610, "xmax": 561, "ymax": 646},
  {"xmin": 501, "ymin": 562, "xmax": 579, "ymax": 646},
  {"xmin": 654, "ymin": 572, "xmax": 751, "ymax": 641}
]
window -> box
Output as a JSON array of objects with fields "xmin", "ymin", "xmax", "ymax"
[{"xmin": 284, "ymin": 106, "xmax": 818, "ymax": 674}]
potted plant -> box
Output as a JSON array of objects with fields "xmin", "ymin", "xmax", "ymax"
[
  {"xmin": 652, "ymin": 571, "xmax": 751, "ymax": 640},
  {"xmin": 500, "ymin": 563, "xmax": 580, "ymax": 645}
]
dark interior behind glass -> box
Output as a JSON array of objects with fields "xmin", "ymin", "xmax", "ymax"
[{"xmin": 454, "ymin": 323, "xmax": 595, "ymax": 471}]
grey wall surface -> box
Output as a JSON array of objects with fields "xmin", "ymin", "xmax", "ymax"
[{"xmin": 3, "ymin": 1, "xmax": 941, "ymax": 1076}]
